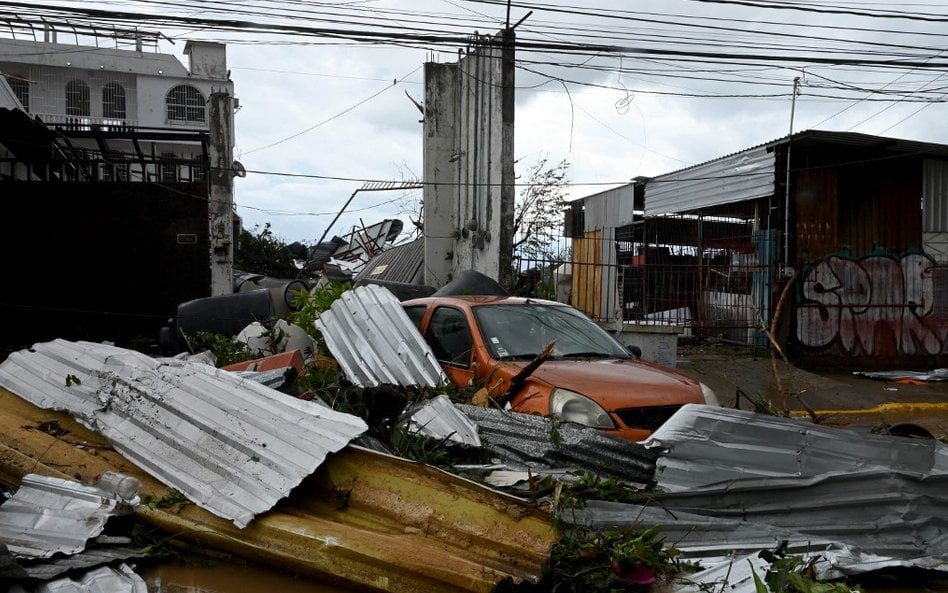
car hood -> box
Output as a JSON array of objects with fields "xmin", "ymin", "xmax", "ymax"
[{"xmin": 523, "ymin": 358, "xmax": 704, "ymax": 410}]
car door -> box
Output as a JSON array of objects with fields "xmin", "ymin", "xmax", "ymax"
[{"xmin": 423, "ymin": 306, "xmax": 476, "ymax": 388}]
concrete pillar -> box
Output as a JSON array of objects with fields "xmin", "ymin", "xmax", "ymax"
[
  {"xmin": 423, "ymin": 62, "xmax": 459, "ymax": 288},
  {"xmin": 422, "ymin": 30, "xmax": 515, "ymax": 289},
  {"xmin": 208, "ymin": 91, "xmax": 234, "ymax": 296}
]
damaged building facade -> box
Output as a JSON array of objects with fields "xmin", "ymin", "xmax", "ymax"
[
  {"xmin": 567, "ymin": 130, "xmax": 948, "ymax": 369},
  {"xmin": 0, "ymin": 19, "xmax": 237, "ymax": 353}
]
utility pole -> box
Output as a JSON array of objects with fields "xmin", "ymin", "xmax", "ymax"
[
  {"xmin": 208, "ymin": 91, "xmax": 236, "ymax": 296},
  {"xmin": 783, "ymin": 76, "xmax": 801, "ymax": 269}
]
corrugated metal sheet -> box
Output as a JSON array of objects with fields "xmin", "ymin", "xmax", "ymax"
[
  {"xmin": 644, "ymin": 146, "xmax": 775, "ymax": 215},
  {"xmin": 581, "ymin": 184, "xmax": 634, "ymax": 230},
  {"xmin": 315, "ymin": 284, "xmax": 447, "ymax": 388},
  {"xmin": 564, "ymin": 405, "xmax": 948, "ymax": 578},
  {"xmin": 569, "ymin": 405, "xmax": 948, "ymax": 586},
  {"xmin": 8, "ymin": 563, "xmax": 147, "ymax": 593},
  {"xmin": 574, "ymin": 469, "xmax": 948, "ymax": 581},
  {"xmin": 645, "ymin": 404, "xmax": 947, "ymax": 492},
  {"xmin": 458, "ymin": 404, "xmax": 657, "ymax": 484},
  {"xmin": 924, "ymin": 158, "xmax": 948, "ymax": 233},
  {"xmin": 7, "ymin": 541, "xmax": 147, "ymax": 581},
  {"xmin": 0, "ymin": 340, "xmax": 368, "ymax": 528},
  {"xmin": 404, "ymin": 395, "xmax": 481, "ymax": 447},
  {"xmin": 0, "ymin": 389, "xmax": 555, "ymax": 593},
  {"xmin": 353, "ymin": 237, "xmax": 425, "ymax": 285},
  {"xmin": 0, "ymin": 474, "xmax": 130, "ymax": 559}
]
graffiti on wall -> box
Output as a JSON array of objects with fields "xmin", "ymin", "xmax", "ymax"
[{"xmin": 795, "ymin": 253, "xmax": 947, "ymax": 357}]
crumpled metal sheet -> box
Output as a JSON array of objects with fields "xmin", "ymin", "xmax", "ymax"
[
  {"xmin": 458, "ymin": 404, "xmax": 658, "ymax": 484},
  {"xmin": 0, "ymin": 339, "xmax": 368, "ymax": 528},
  {"xmin": 645, "ymin": 403, "xmax": 948, "ymax": 492},
  {"xmin": 402, "ymin": 395, "xmax": 481, "ymax": 447},
  {"xmin": 568, "ymin": 405, "xmax": 948, "ymax": 584},
  {"xmin": 8, "ymin": 563, "xmax": 147, "ymax": 593},
  {"xmin": 854, "ymin": 368, "xmax": 948, "ymax": 382},
  {"xmin": 1, "ymin": 539, "xmax": 147, "ymax": 582},
  {"xmin": 0, "ymin": 474, "xmax": 133, "ymax": 559},
  {"xmin": 315, "ymin": 284, "xmax": 446, "ymax": 388}
]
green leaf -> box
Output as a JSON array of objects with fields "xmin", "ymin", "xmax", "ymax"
[{"xmin": 750, "ymin": 562, "xmax": 770, "ymax": 593}]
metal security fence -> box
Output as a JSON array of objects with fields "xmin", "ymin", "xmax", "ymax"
[{"xmin": 514, "ymin": 207, "xmax": 777, "ymax": 346}]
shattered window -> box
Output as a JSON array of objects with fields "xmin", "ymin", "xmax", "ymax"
[
  {"xmin": 102, "ymin": 82, "xmax": 127, "ymax": 119},
  {"xmin": 424, "ymin": 307, "xmax": 473, "ymax": 367},
  {"xmin": 166, "ymin": 84, "xmax": 206, "ymax": 123},
  {"xmin": 65, "ymin": 79, "xmax": 90, "ymax": 116}
]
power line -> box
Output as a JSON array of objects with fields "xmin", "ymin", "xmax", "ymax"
[{"xmin": 241, "ymin": 65, "xmax": 421, "ymax": 155}]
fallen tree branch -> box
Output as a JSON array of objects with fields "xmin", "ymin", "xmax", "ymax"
[{"xmin": 494, "ymin": 341, "xmax": 556, "ymax": 407}]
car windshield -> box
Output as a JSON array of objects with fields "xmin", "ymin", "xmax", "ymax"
[{"xmin": 473, "ymin": 303, "xmax": 632, "ymax": 360}]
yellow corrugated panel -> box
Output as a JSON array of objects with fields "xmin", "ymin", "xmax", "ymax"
[
  {"xmin": 571, "ymin": 230, "xmax": 603, "ymax": 318},
  {"xmin": 0, "ymin": 387, "xmax": 554, "ymax": 593}
]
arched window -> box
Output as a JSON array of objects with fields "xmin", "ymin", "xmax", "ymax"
[
  {"xmin": 102, "ymin": 82, "xmax": 126, "ymax": 119},
  {"xmin": 65, "ymin": 79, "xmax": 90, "ymax": 116},
  {"xmin": 166, "ymin": 84, "xmax": 205, "ymax": 123}
]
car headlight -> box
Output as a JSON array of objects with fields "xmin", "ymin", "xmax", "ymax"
[
  {"xmin": 700, "ymin": 382, "xmax": 720, "ymax": 407},
  {"xmin": 550, "ymin": 388, "xmax": 615, "ymax": 429}
]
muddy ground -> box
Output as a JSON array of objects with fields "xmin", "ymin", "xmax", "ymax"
[{"xmin": 675, "ymin": 342, "xmax": 948, "ymax": 437}]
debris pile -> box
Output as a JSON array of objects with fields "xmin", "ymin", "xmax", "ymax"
[{"xmin": 0, "ymin": 282, "xmax": 945, "ymax": 592}]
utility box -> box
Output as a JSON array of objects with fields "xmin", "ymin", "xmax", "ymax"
[{"xmin": 603, "ymin": 322, "xmax": 682, "ymax": 368}]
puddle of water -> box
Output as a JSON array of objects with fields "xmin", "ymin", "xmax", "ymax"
[
  {"xmin": 142, "ymin": 561, "xmax": 349, "ymax": 593},
  {"xmin": 136, "ymin": 559, "xmax": 948, "ymax": 593}
]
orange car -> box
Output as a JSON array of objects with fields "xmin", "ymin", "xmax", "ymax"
[{"xmin": 402, "ymin": 295, "xmax": 718, "ymax": 442}]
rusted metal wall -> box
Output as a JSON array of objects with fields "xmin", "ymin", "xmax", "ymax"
[
  {"xmin": 793, "ymin": 253, "xmax": 948, "ymax": 367},
  {"xmin": 792, "ymin": 152, "xmax": 948, "ymax": 368},
  {"xmin": 0, "ymin": 181, "xmax": 210, "ymax": 354}
]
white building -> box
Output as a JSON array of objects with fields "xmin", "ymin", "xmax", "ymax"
[
  {"xmin": 0, "ymin": 21, "xmax": 240, "ymax": 349},
  {"xmin": 0, "ymin": 23, "xmax": 235, "ymax": 185}
]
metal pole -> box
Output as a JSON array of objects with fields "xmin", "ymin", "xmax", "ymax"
[
  {"xmin": 784, "ymin": 76, "xmax": 800, "ymax": 267},
  {"xmin": 315, "ymin": 179, "xmax": 423, "ymax": 248},
  {"xmin": 315, "ymin": 188, "xmax": 360, "ymax": 249}
]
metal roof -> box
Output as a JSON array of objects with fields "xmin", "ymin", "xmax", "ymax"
[
  {"xmin": 579, "ymin": 184, "xmax": 636, "ymax": 230},
  {"xmin": 641, "ymin": 129, "xmax": 948, "ymax": 216},
  {"xmin": 315, "ymin": 284, "xmax": 447, "ymax": 388},
  {"xmin": 353, "ymin": 237, "xmax": 426, "ymax": 285},
  {"xmin": 0, "ymin": 474, "xmax": 132, "ymax": 559},
  {"xmin": 0, "ymin": 339, "xmax": 368, "ymax": 528},
  {"xmin": 644, "ymin": 146, "xmax": 775, "ymax": 216}
]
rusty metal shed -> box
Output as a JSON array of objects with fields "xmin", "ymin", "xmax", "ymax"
[{"xmin": 569, "ymin": 130, "xmax": 948, "ymax": 369}]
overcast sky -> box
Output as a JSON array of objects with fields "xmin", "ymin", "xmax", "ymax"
[{"xmin": 11, "ymin": 0, "xmax": 948, "ymax": 244}]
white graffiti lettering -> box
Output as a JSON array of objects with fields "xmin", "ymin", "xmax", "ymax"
[{"xmin": 795, "ymin": 254, "xmax": 944, "ymax": 356}]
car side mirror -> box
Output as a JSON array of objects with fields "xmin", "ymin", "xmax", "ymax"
[{"xmin": 627, "ymin": 345, "xmax": 642, "ymax": 359}]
